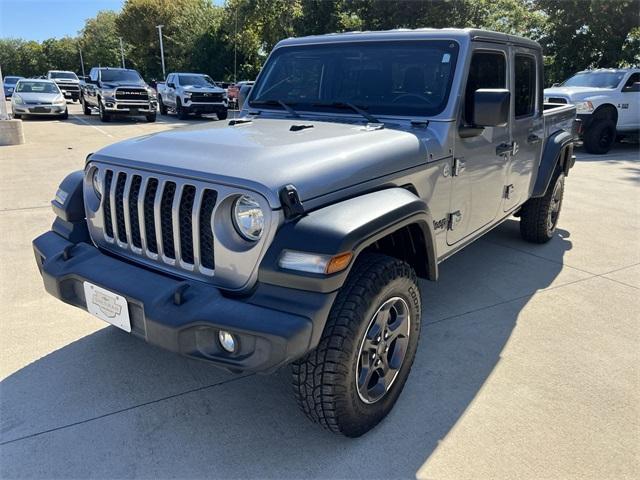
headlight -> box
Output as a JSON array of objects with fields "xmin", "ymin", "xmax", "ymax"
[
  {"xmin": 13, "ymin": 94, "xmax": 23, "ymax": 105},
  {"xmin": 102, "ymin": 88, "xmax": 116, "ymax": 98},
  {"xmin": 232, "ymin": 195, "xmax": 264, "ymax": 241},
  {"xmin": 91, "ymin": 168, "xmax": 102, "ymax": 200},
  {"xmin": 146, "ymin": 87, "xmax": 156, "ymax": 99},
  {"xmin": 575, "ymin": 101, "xmax": 594, "ymax": 113},
  {"xmin": 53, "ymin": 95, "xmax": 66, "ymax": 105},
  {"xmin": 184, "ymin": 91, "xmax": 192, "ymax": 97}
]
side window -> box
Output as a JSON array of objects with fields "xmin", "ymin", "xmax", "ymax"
[
  {"xmin": 515, "ymin": 55, "xmax": 536, "ymax": 117},
  {"xmin": 465, "ymin": 51, "xmax": 506, "ymax": 124},
  {"xmin": 168, "ymin": 74, "xmax": 174, "ymax": 85},
  {"xmin": 89, "ymin": 69, "xmax": 98, "ymax": 82},
  {"xmin": 622, "ymin": 73, "xmax": 640, "ymax": 92}
]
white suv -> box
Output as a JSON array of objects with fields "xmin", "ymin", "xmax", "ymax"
[{"xmin": 544, "ymin": 68, "xmax": 639, "ymax": 154}]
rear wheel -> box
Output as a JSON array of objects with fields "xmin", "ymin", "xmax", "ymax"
[
  {"xmin": 583, "ymin": 119, "xmax": 616, "ymax": 154},
  {"xmin": 520, "ymin": 170, "xmax": 565, "ymax": 243},
  {"xmin": 292, "ymin": 253, "xmax": 422, "ymax": 437}
]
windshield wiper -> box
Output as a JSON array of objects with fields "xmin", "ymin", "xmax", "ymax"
[
  {"xmin": 250, "ymin": 99, "xmax": 300, "ymax": 117},
  {"xmin": 312, "ymin": 102, "xmax": 381, "ymax": 124}
]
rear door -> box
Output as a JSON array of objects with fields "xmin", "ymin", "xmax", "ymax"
[
  {"xmin": 504, "ymin": 48, "xmax": 544, "ymax": 211},
  {"xmin": 448, "ymin": 45, "xmax": 511, "ymax": 245}
]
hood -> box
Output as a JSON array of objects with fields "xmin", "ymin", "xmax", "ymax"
[
  {"xmin": 101, "ymin": 81, "xmax": 147, "ymax": 89},
  {"xmin": 14, "ymin": 91, "xmax": 61, "ymax": 103},
  {"xmin": 183, "ymin": 85, "xmax": 224, "ymax": 93},
  {"xmin": 52, "ymin": 78, "xmax": 79, "ymax": 84},
  {"xmin": 544, "ymin": 86, "xmax": 613, "ymax": 101},
  {"xmin": 92, "ymin": 118, "xmax": 429, "ymax": 208}
]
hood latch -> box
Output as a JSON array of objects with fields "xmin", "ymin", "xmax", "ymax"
[{"xmin": 279, "ymin": 184, "xmax": 305, "ymax": 220}]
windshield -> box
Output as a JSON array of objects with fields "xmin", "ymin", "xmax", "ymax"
[
  {"xmin": 250, "ymin": 40, "xmax": 459, "ymax": 118},
  {"xmin": 4, "ymin": 76, "xmax": 22, "ymax": 84},
  {"xmin": 563, "ymin": 71, "xmax": 626, "ymax": 88},
  {"xmin": 178, "ymin": 75, "xmax": 217, "ymax": 87},
  {"xmin": 16, "ymin": 81, "xmax": 60, "ymax": 94},
  {"xmin": 100, "ymin": 69, "xmax": 144, "ymax": 84},
  {"xmin": 50, "ymin": 72, "xmax": 78, "ymax": 80}
]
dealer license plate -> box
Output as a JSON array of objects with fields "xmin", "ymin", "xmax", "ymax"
[{"xmin": 83, "ymin": 282, "xmax": 131, "ymax": 332}]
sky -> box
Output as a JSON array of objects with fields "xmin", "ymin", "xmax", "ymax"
[{"xmin": 0, "ymin": 0, "xmax": 125, "ymax": 41}]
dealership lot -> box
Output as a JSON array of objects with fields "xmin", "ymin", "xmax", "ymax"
[{"xmin": 0, "ymin": 102, "xmax": 638, "ymax": 479}]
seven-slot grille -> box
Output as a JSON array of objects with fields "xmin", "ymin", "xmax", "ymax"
[
  {"xmin": 115, "ymin": 88, "xmax": 149, "ymax": 101},
  {"xmin": 101, "ymin": 168, "xmax": 217, "ymax": 274},
  {"xmin": 191, "ymin": 92, "xmax": 224, "ymax": 102}
]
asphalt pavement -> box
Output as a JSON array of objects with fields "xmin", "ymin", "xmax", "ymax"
[{"xmin": 1, "ymin": 102, "xmax": 638, "ymax": 479}]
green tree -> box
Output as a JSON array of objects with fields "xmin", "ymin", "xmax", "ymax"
[
  {"xmin": 536, "ymin": 0, "xmax": 640, "ymax": 84},
  {"xmin": 41, "ymin": 37, "xmax": 80, "ymax": 73},
  {"xmin": 79, "ymin": 10, "xmax": 122, "ymax": 72}
]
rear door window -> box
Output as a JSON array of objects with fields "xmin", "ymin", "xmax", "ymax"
[{"xmin": 514, "ymin": 55, "xmax": 536, "ymax": 117}]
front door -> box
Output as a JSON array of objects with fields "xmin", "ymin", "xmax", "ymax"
[
  {"xmin": 448, "ymin": 45, "xmax": 511, "ymax": 245},
  {"xmin": 504, "ymin": 48, "xmax": 544, "ymax": 211},
  {"xmin": 618, "ymin": 72, "xmax": 640, "ymax": 130}
]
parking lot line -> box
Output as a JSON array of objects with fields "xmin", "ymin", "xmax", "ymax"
[{"xmin": 69, "ymin": 113, "xmax": 113, "ymax": 138}]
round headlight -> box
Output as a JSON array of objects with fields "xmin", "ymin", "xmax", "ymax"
[
  {"xmin": 232, "ymin": 195, "xmax": 264, "ymax": 241},
  {"xmin": 91, "ymin": 168, "xmax": 102, "ymax": 200}
]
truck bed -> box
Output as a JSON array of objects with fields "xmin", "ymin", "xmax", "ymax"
[{"xmin": 543, "ymin": 102, "xmax": 577, "ymax": 139}]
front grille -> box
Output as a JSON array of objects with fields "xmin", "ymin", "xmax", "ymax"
[
  {"xmin": 115, "ymin": 88, "xmax": 149, "ymax": 101},
  {"xmin": 100, "ymin": 168, "xmax": 217, "ymax": 273},
  {"xmin": 58, "ymin": 84, "xmax": 80, "ymax": 92},
  {"xmin": 191, "ymin": 92, "xmax": 224, "ymax": 102},
  {"xmin": 547, "ymin": 97, "xmax": 568, "ymax": 104}
]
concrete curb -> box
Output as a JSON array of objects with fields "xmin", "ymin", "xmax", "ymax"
[{"xmin": 0, "ymin": 119, "xmax": 25, "ymax": 146}]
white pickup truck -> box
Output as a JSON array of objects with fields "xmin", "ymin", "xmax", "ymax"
[
  {"xmin": 157, "ymin": 72, "xmax": 228, "ymax": 120},
  {"xmin": 544, "ymin": 68, "xmax": 639, "ymax": 154}
]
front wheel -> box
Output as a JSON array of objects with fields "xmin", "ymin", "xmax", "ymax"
[
  {"xmin": 59, "ymin": 108, "xmax": 68, "ymax": 120},
  {"xmin": 583, "ymin": 119, "xmax": 616, "ymax": 154},
  {"xmin": 292, "ymin": 253, "xmax": 422, "ymax": 437},
  {"xmin": 176, "ymin": 99, "xmax": 189, "ymax": 120},
  {"xmin": 81, "ymin": 96, "xmax": 92, "ymax": 115},
  {"xmin": 158, "ymin": 96, "xmax": 167, "ymax": 115},
  {"xmin": 146, "ymin": 113, "xmax": 156, "ymax": 123},
  {"xmin": 98, "ymin": 101, "xmax": 111, "ymax": 122},
  {"xmin": 13, "ymin": 113, "xmax": 21, "ymax": 119},
  {"xmin": 519, "ymin": 171, "xmax": 565, "ymax": 243},
  {"xmin": 217, "ymin": 109, "xmax": 228, "ymax": 120}
]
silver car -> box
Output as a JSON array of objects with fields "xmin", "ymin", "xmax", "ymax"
[{"xmin": 11, "ymin": 79, "xmax": 69, "ymax": 119}]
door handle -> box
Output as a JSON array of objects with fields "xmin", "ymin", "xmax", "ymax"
[{"xmin": 527, "ymin": 134, "xmax": 541, "ymax": 144}]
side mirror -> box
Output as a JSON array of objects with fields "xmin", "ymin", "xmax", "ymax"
[
  {"xmin": 167, "ymin": 82, "xmax": 175, "ymax": 89},
  {"xmin": 238, "ymin": 84, "xmax": 252, "ymax": 110},
  {"xmin": 552, "ymin": 82, "xmax": 560, "ymax": 87},
  {"xmin": 473, "ymin": 88, "xmax": 510, "ymax": 127}
]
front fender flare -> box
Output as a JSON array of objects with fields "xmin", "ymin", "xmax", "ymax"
[{"xmin": 258, "ymin": 188, "xmax": 437, "ymax": 293}]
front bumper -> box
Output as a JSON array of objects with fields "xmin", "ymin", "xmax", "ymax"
[
  {"xmin": 183, "ymin": 101, "xmax": 228, "ymax": 113},
  {"xmin": 33, "ymin": 230, "xmax": 334, "ymax": 373},
  {"xmin": 13, "ymin": 104, "xmax": 66, "ymax": 115},
  {"xmin": 103, "ymin": 98, "xmax": 157, "ymax": 115}
]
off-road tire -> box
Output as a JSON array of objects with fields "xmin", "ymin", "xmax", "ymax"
[
  {"xmin": 176, "ymin": 99, "xmax": 189, "ymax": 120},
  {"xmin": 158, "ymin": 96, "xmax": 168, "ymax": 115},
  {"xmin": 98, "ymin": 101, "xmax": 111, "ymax": 122},
  {"xmin": 81, "ymin": 96, "xmax": 91, "ymax": 115},
  {"xmin": 146, "ymin": 113, "xmax": 156, "ymax": 123},
  {"xmin": 217, "ymin": 109, "xmax": 228, "ymax": 120},
  {"xmin": 583, "ymin": 119, "xmax": 616, "ymax": 154},
  {"xmin": 520, "ymin": 170, "xmax": 565, "ymax": 243},
  {"xmin": 292, "ymin": 253, "xmax": 422, "ymax": 437}
]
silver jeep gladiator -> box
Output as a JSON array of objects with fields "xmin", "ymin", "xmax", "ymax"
[{"xmin": 33, "ymin": 29, "xmax": 577, "ymax": 437}]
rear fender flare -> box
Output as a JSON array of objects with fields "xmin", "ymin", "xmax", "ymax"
[{"xmin": 532, "ymin": 130, "xmax": 574, "ymax": 198}]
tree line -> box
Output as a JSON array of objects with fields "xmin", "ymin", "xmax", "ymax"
[{"xmin": 1, "ymin": 0, "xmax": 638, "ymax": 85}]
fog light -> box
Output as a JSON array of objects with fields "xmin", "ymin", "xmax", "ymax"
[{"xmin": 218, "ymin": 330, "xmax": 236, "ymax": 353}]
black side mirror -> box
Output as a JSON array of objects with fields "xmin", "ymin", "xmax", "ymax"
[
  {"xmin": 473, "ymin": 88, "xmax": 510, "ymax": 127},
  {"xmin": 238, "ymin": 84, "xmax": 252, "ymax": 110},
  {"xmin": 167, "ymin": 82, "xmax": 175, "ymax": 88}
]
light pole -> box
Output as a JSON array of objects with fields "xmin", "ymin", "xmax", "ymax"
[
  {"xmin": 234, "ymin": 9, "xmax": 237, "ymax": 83},
  {"xmin": 156, "ymin": 25, "xmax": 166, "ymax": 78},
  {"xmin": 78, "ymin": 47, "xmax": 86, "ymax": 77},
  {"xmin": 119, "ymin": 37, "xmax": 125, "ymax": 68}
]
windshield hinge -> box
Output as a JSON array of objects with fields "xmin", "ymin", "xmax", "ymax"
[{"xmin": 279, "ymin": 184, "xmax": 305, "ymax": 220}]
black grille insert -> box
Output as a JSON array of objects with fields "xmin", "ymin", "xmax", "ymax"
[
  {"xmin": 179, "ymin": 186, "xmax": 196, "ymax": 264},
  {"xmin": 143, "ymin": 178, "xmax": 159, "ymax": 254},
  {"xmin": 103, "ymin": 170, "xmax": 114, "ymax": 238},
  {"xmin": 114, "ymin": 173, "xmax": 127, "ymax": 242},
  {"xmin": 129, "ymin": 175, "xmax": 143, "ymax": 248},
  {"xmin": 199, "ymin": 190, "xmax": 217, "ymax": 269},
  {"xmin": 160, "ymin": 182, "xmax": 177, "ymax": 259}
]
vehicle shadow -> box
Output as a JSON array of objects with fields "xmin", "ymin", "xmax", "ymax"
[{"xmin": 0, "ymin": 221, "xmax": 573, "ymax": 479}]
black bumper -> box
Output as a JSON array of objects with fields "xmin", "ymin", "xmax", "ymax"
[
  {"xmin": 33, "ymin": 230, "xmax": 335, "ymax": 373},
  {"xmin": 185, "ymin": 103, "xmax": 227, "ymax": 113}
]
